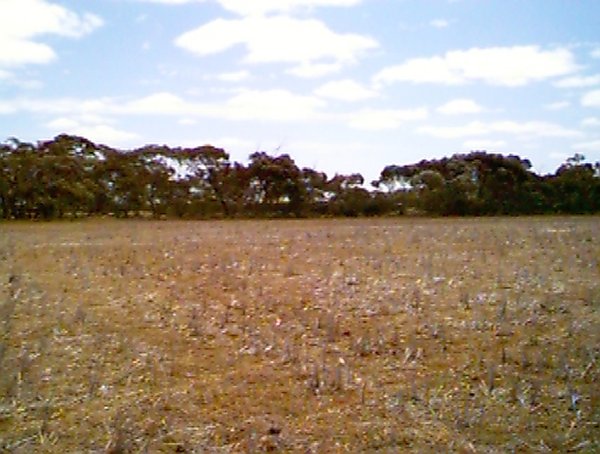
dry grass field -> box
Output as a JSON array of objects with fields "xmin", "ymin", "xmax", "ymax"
[{"xmin": 0, "ymin": 217, "xmax": 599, "ymax": 453}]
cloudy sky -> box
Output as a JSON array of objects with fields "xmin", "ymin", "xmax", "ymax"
[{"xmin": 1, "ymin": 0, "xmax": 599, "ymax": 182}]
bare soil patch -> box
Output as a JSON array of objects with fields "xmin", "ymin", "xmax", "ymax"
[{"xmin": 1, "ymin": 217, "xmax": 598, "ymax": 452}]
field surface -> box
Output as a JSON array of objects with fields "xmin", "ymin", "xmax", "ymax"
[{"xmin": 0, "ymin": 217, "xmax": 599, "ymax": 453}]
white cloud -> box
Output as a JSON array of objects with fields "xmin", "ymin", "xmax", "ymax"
[
  {"xmin": 430, "ymin": 19, "xmax": 449, "ymax": 29},
  {"xmin": 45, "ymin": 117, "xmax": 80, "ymax": 129},
  {"xmin": 485, "ymin": 120, "xmax": 583, "ymax": 138},
  {"xmin": 348, "ymin": 108, "xmax": 428, "ymax": 130},
  {"xmin": 375, "ymin": 56, "xmax": 465, "ymax": 86},
  {"xmin": 581, "ymin": 117, "xmax": 600, "ymax": 127},
  {"xmin": 0, "ymin": 39, "xmax": 56, "ymax": 67},
  {"xmin": 314, "ymin": 79, "xmax": 377, "ymax": 102},
  {"xmin": 175, "ymin": 16, "xmax": 377, "ymax": 76},
  {"xmin": 0, "ymin": 70, "xmax": 43, "ymax": 89},
  {"xmin": 544, "ymin": 101, "xmax": 570, "ymax": 111},
  {"xmin": 70, "ymin": 125, "xmax": 139, "ymax": 145},
  {"xmin": 142, "ymin": 0, "xmax": 362, "ymax": 15},
  {"xmin": 437, "ymin": 98, "xmax": 483, "ymax": 115},
  {"xmin": 140, "ymin": 0, "xmax": 198, "ymax": 4},
  {"xmin": 125, "ymin": 89, "xmax": 325, "ymax": 122},
  {"xmin": 126, "ymin": 92, "xmax": 200, "ymax": 115},
  {"xmin": 0, "ymin": 89, "xmax": 325, "ymax": 123},
  {"xmin": 419, "ymin": 120, "xmax": 582, "ymax": 139},
  {"xmin": 45, "ymin": 117, "xmax": 138, "ymax": 145},
  {"xmin": 281, "ymin": 139, "xmax": 374, "ymax": 176},
  {"xmin": 223, "ymin": 89, "xmax": 325, "ymax": 121},
  {"xmin": 287, "ymin": 62, "xmax": 343, "ymax": 78},
  {"xmin": 549, "ymin": 152, "xmax": 569, "ymax": 161},
  {"xmin": 463, "ymin": 139, "xmax": 506, "ymax": 150},
  {"xmin": 572, "ymin": 140, "xmax": 600, "ymax": 152},
  {"xmin": 0, "ymin": 97, "xmax": 116, "ymax": 116},
  {"xmin": 1, "ymin": 0, "xmax": 102, "ymax": 39},
  {"xmin": 591, "ymin": 48, "xmax": 600, "ymax": 59},
  {"xmin": 374, "ymin": 46, "xmax": 578, "ymax": 87},
  {"xmin": 419, "ymin": 122, "xmax": 488, "ymax": 139},
  {"xmin": 123, "ymin": 89, "xmax": 325, "ymax": 122},
  {"xmin": 581, "ymin": 90, "xmax": 600, "ymax": 107},
  {"xmin": 554, "ymin": 74, "xmax": 600, "ymax": 88},
  {"xmin": 0, "ymin": 101, "xmax": 17, "ymax": 115},
  {"xmin": 218, "ymin": 0, "xmax": 362, "ymax": 15},
  {"xmin": 0, "ymin": 70, "xmax": 11, "ymax": 79},
  {"xmin": 0, "ymin": 0, "xmax": 103, "ymax": 67},
  {"xmin": 45, "ymin": 114, "xmax": 120, "ymax": 129},
  {"xmin": 216, "ymin": 70, "xmax": 251, "ymax": 82}
]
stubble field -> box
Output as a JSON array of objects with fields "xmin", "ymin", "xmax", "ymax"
[{"xmin": 0, "ymin": 217, "xmax": 599, "ymax": 453}]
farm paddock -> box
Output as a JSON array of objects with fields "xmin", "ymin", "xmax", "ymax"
[{"xmin": 0, "ymin": 217, "xmax": 598, "ymax": 452}]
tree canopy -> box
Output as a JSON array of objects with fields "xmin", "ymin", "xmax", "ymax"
[{"xmin": 0, "ymin": 135, "xmax": 598, "ymax": 220}]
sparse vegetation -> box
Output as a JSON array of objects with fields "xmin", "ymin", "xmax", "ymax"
[{"xmin": 0, "ymin": 217, "xmax": 598, "ymax": 452}]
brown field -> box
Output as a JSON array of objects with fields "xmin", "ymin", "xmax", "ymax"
[{"xmin": 0, "ymin": 217, "xmax": 599, "ymax": 453}]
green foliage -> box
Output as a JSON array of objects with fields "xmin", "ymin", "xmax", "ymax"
[
  {"xmin": 372, "ymin": 152, "xmax": 599, "ymax": 216},
  {"xmin": 0, "ymin": 136, "xmax": 598, "ymax": 220}
]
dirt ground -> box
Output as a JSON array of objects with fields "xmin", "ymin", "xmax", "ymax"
[{"xmin": 1, "ymin": 217, "xmax": 598, "ymax": 452}]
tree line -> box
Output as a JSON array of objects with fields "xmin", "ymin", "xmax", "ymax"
[{"xmin": 0, "ymin": 134, "xmax": 598, "ymax": 220}]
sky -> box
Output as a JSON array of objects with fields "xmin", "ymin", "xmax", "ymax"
[{"xmin": 1, "ymin": 0, "xmax": 599, "ymax": 183}]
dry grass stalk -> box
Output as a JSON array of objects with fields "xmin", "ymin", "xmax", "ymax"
[{"xmin": 0, "ymin": 217, "xmax": 597, "ymax": 451}]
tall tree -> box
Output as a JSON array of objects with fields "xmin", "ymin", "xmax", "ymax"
[
  {"xmin": 246, "ymin": 152, "xmax": 306, "ymax": 216},
  {"xmin": 179, "ymin": 146, "xmax": 232, "ymax": 216},
  {"xmin": 549, "ymin": 154, "xmax": 599, "ymax": 213}
]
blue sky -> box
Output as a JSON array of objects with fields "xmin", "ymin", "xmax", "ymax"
[{"xmin": 1, "ymin": 0, "xmax": 599, "ymax": 183}]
